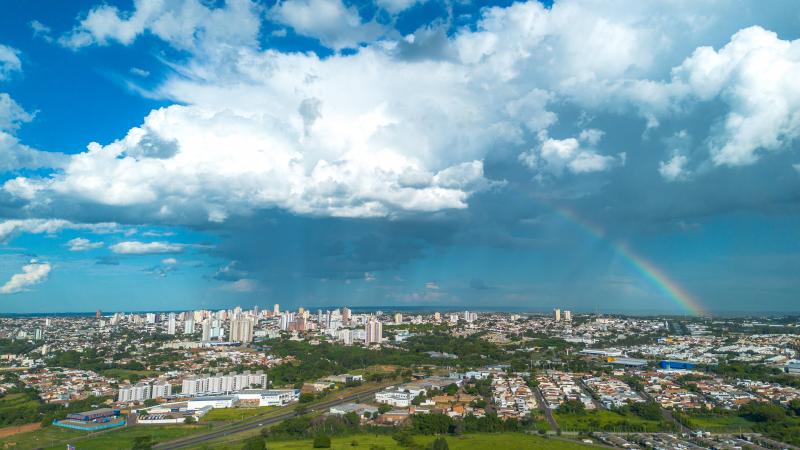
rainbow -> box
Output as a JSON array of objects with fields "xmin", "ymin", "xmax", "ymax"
[{"xmin": 551, "ymin": 204, "xmax": 707, "ymax": 316}]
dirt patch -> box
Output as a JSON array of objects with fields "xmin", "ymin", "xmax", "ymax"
[{"xmin": 0, "ymin": 422, "xmax": 40, "ymax": 439}]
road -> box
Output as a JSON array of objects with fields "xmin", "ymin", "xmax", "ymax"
[
  {"xmin": 154, "ymin": 384, "xmax": 388, "ymax": 450},
  {"xmin": 532, "ymin": 386, "xmax": 560, "ymax": 434},
  {"xmin": 635, "ymin": 382, "xmax": 691, "ymax": 434}
]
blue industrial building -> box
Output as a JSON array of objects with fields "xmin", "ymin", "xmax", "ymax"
[{"xmin": 659, "ymin": 360, "xmax": 696, "ymax": 370}]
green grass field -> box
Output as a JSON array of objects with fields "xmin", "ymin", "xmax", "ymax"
[
  {"xmin": 188, "ymin": 432, "xmax": 594, "ymax": 450},
  {"xmin": 0, "ymin": 424, "xmax": 211, "ymax": 450},
  {"xmin": 0, "ymin": 392, "xmax": 41, "ymax": 427},
  {"xmin": 681, "ymin": 413, "xmax": 756, "ymax": 432},
  {"xmin": 555, "ymin": 409, "xmax": 673, "ymax": 432},
  {"xmin": 201, "ymin": 405, "xmax": 276, "ymax": 422}
]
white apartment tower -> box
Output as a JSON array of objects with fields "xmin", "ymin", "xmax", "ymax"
[
  {"xmin": 365, "ymin": 318, "xmax": 382, "ymax": 346},
  {"xmin": 167, "ymin": 313, "xmax": 177, "ymax": 335},
  {"xmin": 202, "ymin": 319, "xmax": 212, "ymax": 341}
]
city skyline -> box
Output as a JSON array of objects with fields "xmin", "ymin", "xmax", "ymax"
[{"xmin": 1, "ymin": 1, "xmax": 800, "ymax": 314}]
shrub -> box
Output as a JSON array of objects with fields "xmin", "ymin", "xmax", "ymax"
[
  {"xmin": 313, "ymin": 434, "xmax": 332, "ymax": 448},
  {"xmin": 431, "ymin": 436, "xmax": 449, "ymax": 450}
]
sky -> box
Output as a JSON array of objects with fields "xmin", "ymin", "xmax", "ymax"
[{"xmin": 0, "ymin": 0, "xmax": 799, "ymax": 314}]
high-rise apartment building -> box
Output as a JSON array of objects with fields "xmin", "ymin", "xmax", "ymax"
[
  {"xmin": 202, "ymin": 319, "xmax": 212, "ymax": 341},
  {"xmin": 167, "ymin": 313, "xmax": 176, "ymax": 335},
  {"xmin": 338, "ymin": 328, "xmax": 353, "ymax": 345},
  {"xmin": 117, "ymin": 381, "xmax": 172, "ymax": 403},
  {"xmin": 181, "ymin": 371, "xmax": 267, "ymax": 396},
  {"xmin": 229, "ymin": 317, "xmax": 255, "ymax": 343},
  {"xmin": 365, "ymin": 318, "xmax": 382, "ymax": 346},
  {"xmin": 342, "ymin": 307, "xmax": 351, "ymax": 324},
  {"xmin": 553, "ymin": 308, "xmax": 561, "ymax": 322},
  {"xmin": 564, "ymin": 310, "xmax": 572, "ymax": 321},
  {"xmin": 394, "ymin": 313, "xmax": 403, "ymax": 324}
]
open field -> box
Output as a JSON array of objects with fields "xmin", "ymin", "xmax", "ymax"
[
  {"xmin": 201, "ymin": 406, "xmax": 276, "ymax": 422},
  {"xmin": 187, "ymin": 432, "xmax": 596, "ymax": 450},
  {"xmin": 0, "ymin": 425, "xmax": 90, "ymax": 449},
  {"xmin": 0, "ymin": 422, "xmax": 40, "ymax": 438},
  {"xmin": 555, "ymin": 410, "xmax": 673, "ymax": 433},
  {"xmin": 0, "ymin": 424, "xmax": 211, "ymax": 450},
  {"xmin": 681, "ymin": 413, "xmax": 755, "ymax": 432}
]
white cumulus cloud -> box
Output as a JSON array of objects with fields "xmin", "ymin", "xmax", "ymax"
[
  {"xmin": 520, "ymin": 130, "xmax": 621, "ymax": 177},
  {"xmin": 0, "ymin": 219, "xmax": 119, "ymax": 243},
  {"xmin": 0, "ymin": 44, "xmax": 21, "ymax": 81},
  {"xmin": 66, "ymin": 237, "xmax": 104, "ymax": 251},
  {"xmin": 659, "ymin": 155, "xmax": 690, "ymax": 182},
  {"xmin": 0, "ymin": 260, "xmax": 51, "ymax": 294},
  {"xmin": 109, "ymin": 241, "xmax": 184, "ymax": 254},
  {"xmin": 672, "ymin": 26, "xmax": 800, "ymax": 167},
  {"xmin": 270, "ymin": 0, "xmax": 386, "ymax": 50},
  {"xmin": 59, "ymin": 0, "xmax": 261, "ymax": 52}
]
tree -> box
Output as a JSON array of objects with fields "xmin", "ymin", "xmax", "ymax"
[
  {"xmin": 343, "ymin": 411, "xmax": 360, "ymax": 427},
  {"xmin": 313, "ymin": 434, "xmax": 332, "ymax": 448},
  {"xmin": 378, "ymin": 404, "xmax": 392, "ymax": 414},
  {"xmin": 392, "ymin": 432, "xmax": 415, "ymax": 447},
  {"xmin": 739, "ymin": 401, "xmax": 786, "ymax": 423},
  {"xmin": 789, "ymin": 399, "xmax": 800, "ymax": 416},
  {"xmin": 431, "ymin": 436, "xmax": 449, "ymax": 450},
  {"xmin": 184, "ymin": 416, "xmax": 196, "ymax": 424},
  {"xmin": 241, "ymin": 436, "xmax": 266, "ymax": 450},
  {"xmin": 557, "ymin": 400, "xmax": 586, "ymax": 415},
  {"xmin": 629, "ymin": 402, "xmax": 662, "ymax": 421}
]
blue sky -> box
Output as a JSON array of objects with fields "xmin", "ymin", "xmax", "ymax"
[{"xmin": 0, "ymin": 0, "xmax": 799, "ymax": 314}]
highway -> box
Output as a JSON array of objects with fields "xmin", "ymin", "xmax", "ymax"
[{"xmin": 154, "ymin": 385, "xmax": 387, "ymax": 450}]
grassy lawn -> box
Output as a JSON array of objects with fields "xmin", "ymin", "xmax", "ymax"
[
  {"xmin": 0, "ymin": 424, "xmax": 211, "ymax": 450},
  {"xmin": 555, "ymin": 409, "xmax": 673, "ymax": 432},
  {"xmin": 188, "ymin": 432, "xmax": 594, "ymax": 450},
  {"xmin": 0, "ymin": 392, "xmax": 40, "ymax": 428},
  {"xmin": 681, "ymin": 412, "xmax": 755, "ymax": 432},
  {"xmin": 100, "ymin": 368, "xmax": 161, "ymax": 381},
  {"xmin": 0, "ymin": 425, "xmax": 89, "ymax": 449},
  {"xmin": 202, "ymin": 406, "xmax": 276, "ymax": 422}
]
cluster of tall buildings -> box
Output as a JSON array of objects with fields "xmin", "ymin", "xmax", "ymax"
[
  {"xmin": 181, "ymin": 371, "xmax": 268, "ymax": 396},
  {"xmin": 117, "ymin": 381, "xmax": 172, "ymax": 403},
  {"xmin": 553, "ymin": 308, "xmax": 572, "ymax": 322}
]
